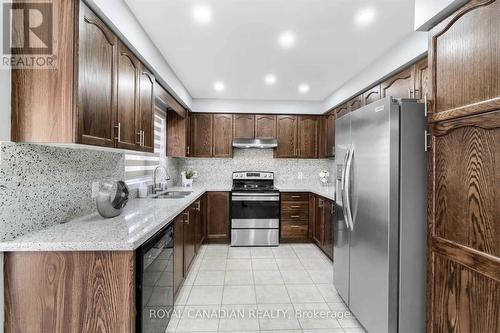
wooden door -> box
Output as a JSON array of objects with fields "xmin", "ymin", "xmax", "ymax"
[
  {"xmin": 173, "ymin": 215, "xmax": 184, "ymax": 298},
  {"xmin": 326, "ymin": 112, "xmax": 336, "ymax": 157},
  {"xmin": 116, "ymin": 42, "xmax": 140, "ymax": 150},
  {"xmin": 138, "ymin": 67, "xmax": 155, "ymax": 152},
  {"xmin": 183, "ymin": 208, "xmax": 196, "ymax": 274},
  {"xmin": 190, "ymin": 113, "xmax": 213, "ymax": 157},
  {"xmin": 77, "ymin": 3, "xmax": 117, "ymax": 147},
  {"xmin": 414, "ymin": 57, "xmax": 429, "ymax": 102},
  {"xmin": 313, "ymin": 196, "xmax": 324, "ymax": 246},
  {"xmin": 347, "ymin": 95, "xmax": 363, "ymax": 113},
  {"xmin": 322, "ymin": 200, "xmax": 334, "ymax": 260},
  {"xmin": 255, "ymin": 115, "xmax": 277, "ymax": 139},
  {"xmin": 381, "ymin": 67, "xmax": 415, "ymax": 99},
  {"xmin": 213, "ymin": 114, "xmax": 233, "ymax": 157},
  {"xmin": 276, "ymin": 115, "xmax": 298, "ymax": 157},
  {"xmin": 427, "ymin": 2, "xmax": 500, "ymax": 332},
  {"xmin": 233, "ymin": 114, "xmax": 255, "ymax": 139},
  {"xmin": 298, "ymin": 116, "xmax": 319, "ymax": 158},
  {"xmin": 363, "ymin": 85, "xmax": 381, "ymax": 106},
  {"xmin": 206, "ymin": 192, "xmax": 230, "ymax": 242}
]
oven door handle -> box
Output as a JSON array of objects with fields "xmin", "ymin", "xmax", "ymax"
[
  {"xmin": 232, "ymin": 196, "xmax": 280, "ymax": 201},
  {"xmin": 232, "ymin": 192, "xmax": 279, "ymax": 196}
]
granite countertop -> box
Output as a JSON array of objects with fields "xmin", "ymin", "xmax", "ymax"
[{"xmin": 0, "ymin": 184, "xmax": 334, "ymax": 252}]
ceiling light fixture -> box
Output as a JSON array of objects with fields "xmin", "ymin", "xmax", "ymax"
[
  {"xmin": 192, "ymin": 4, "xmax": 212, "ymax": 24},
  {"xmin": 298, "ymin": 83, "xmax": 310, "ymax": 94},
  {"xmin": 265, "ymin": 74, "xmax": 277, "ymax": 85},
  {"xmin": 355, "ymin": 7, "xmax": 376, "ymax": 27},
  {"xmin": 214, "ymin": 81, "xmax": 225, "ymax": 92},
  {"xmin": 278, "ymin": 31, "xmax": 295, "ymax": 48}
]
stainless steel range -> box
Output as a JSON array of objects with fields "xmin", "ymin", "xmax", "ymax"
[{"xmin": 231, "ymin": 171, "xmax": 280, "ymax": 246}]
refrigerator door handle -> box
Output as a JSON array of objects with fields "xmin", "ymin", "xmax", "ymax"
[
  {"xmin": 341, "ymin": 148, "xmax": 351, "ymax": 229},
  {"xmin": 344, "ymin": 146, "xmax": 354, "ymax": 231}
]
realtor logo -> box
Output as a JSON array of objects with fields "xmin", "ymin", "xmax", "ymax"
[{"xmin": 2, "ymin": 1, "xmax": 57, "ymax": 68}]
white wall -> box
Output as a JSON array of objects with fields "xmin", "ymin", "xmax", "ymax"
[
  {"xmin": 192, "ymin": 99, "xmax": 322, "ymax": 115},
  {"xmin": 322, "ymin": 32, "xmax": 428, "ymax": 112},
  {"xmin": 415, "ymin": 0, "xmax": 468, "ymax": 31},
  {"xmin": 84, "ymin": 0, "xmax": 192, "ymax": 108}
]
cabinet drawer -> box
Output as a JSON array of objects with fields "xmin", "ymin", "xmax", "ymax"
[
  {"xmin": 281, "ymin": 210, "xmax": 309, "ymax": 222},
  {"xmin": 281, "ymin": 192, "xmax": 309, "ymax": 202},
  {"xmin": 281, "ymin": 223, "xmax": 308, "ymax": 239},
  {"xmin": 281, "ymin": 201, "xmax": 309, "ymax": 211}
]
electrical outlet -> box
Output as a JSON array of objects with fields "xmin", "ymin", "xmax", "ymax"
[
  {"xmin": 91, "ymin": 181, "xmax": 100, "ymax": 198},
  {"xmin": 297, "ymin": 172, "xmax": 303, "ymax": 179}
]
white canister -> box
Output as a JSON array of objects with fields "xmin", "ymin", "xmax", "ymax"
[{"xmin": 138, "ymin": 182, "xmax": 148, "ymax": 198}]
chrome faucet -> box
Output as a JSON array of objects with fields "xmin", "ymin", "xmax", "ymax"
[{"xmin": 153, "ymin": 165, "xmax": 170, "ymax": 194}]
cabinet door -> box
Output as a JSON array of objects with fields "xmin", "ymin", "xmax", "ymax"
[
  {"xmin": 347, "ymin": 95, "xmax": 363, "ymax": 113},
  {"xmin": 194, "ymin": 200, "xmax": 203, "ymax": 252},
  {"xmin": 206, "ymin": 192, "xmax": 230, "ymax": 242},
  {"xmin": 318, "ymin": 116, "xmax": 328, "ymax": 158},
  {"xmin": 77, "ymin": 3, "xmax": 117, "ymax": 147},
  {"xmin": 255, "ymin": 115, "xmax": 277, "ymax": 139},
  {"xmin": 116, "ymin": 42, "xmax": 140, "ymax": 150},
  {"xmin": 326, "ymin": 112, "xmax": 336, "ymax": 157},
  {"xmin": 167, "ymin": 109, "xmax": 190, "ymax": 157},
  {"xmin": 276, "ymin": 115, "xmax": 298, "ymax": 157},
  {"xmin": 298, "ymin": 116, "xmax": 319, "ymax": 158},
  {"xmin": 213, "ymin": 114, "xmax": 233, "ymax": 157},
  {"xmin": 414, "ymin": 57, "xmax": 429, "ymax": 102},
  {"xmin": 183, "ymin": 208, "xmax": 196, "ymax": 274},
  {"xmin": 173, "ymin": 215, "xmax": 184, "ymax": 298},
  {"xmin": 313, "ymin": 197, "xmax": 324, "ymax": 245},
  {"xmin": 322, "ymin": 200, "xmax": 334, "ymax": 260},
  {"xmin": 138, "ymin": 67, "xmax": 155, "ymax": 152},
  {"xmin": 363, "ymin": 85, "xmax": 381, "ymax": 106},
  {"xmin": 336, "ymin": 103, "xmax": 349, "ymax": 118},
  {"xmin": 381, "ymin": 66, "xmax": 415, "ymax": 99},
  {"xmin": 190, "ymin": 113, "xmax": 213, "ymax": 157},
  {"xmin": 233, "ymin": 114, "xmax": 255, "ymax": 139}
]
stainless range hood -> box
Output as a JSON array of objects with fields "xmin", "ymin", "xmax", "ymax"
[{"xmin": 232, "ymin": 138, "xmax": 278, "ymax": 149}]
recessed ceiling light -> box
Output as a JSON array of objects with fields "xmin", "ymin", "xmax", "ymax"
[
  {"xmin": 298, "ymin": 83, "xmax": 310, "ymax": 94},
  {"xmin": 265, "ymin": 74, "xmax": 277, "ymax": 85},
  {"xmin": 278, "ymin": 31, "xmax": 295, "ymax": 48},
  {"xmin": 192, "ymin": 4, "xmax": 212, "ymax": 24},
  {"xmin": 214, "ymin": 81, "xmax": 225, "ymax": 92},
  {"xmin": 355, "ymin": 7, "xmax": 376, "ymax": 27}
]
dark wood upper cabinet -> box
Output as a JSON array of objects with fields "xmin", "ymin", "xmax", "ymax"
[
  {"xmin": 318, "ymin": 116, "xmax": 328, "ymax": 158},
  {"xmin": 276, "ymin": 115, "xmax": 298, "ymax": 158},
  {"xmin": 233, "ymin": 114, "xmax": 255, "ymax": 139},
  {"xmin": 190, "ymin": 113, "xmax": 213, "ymax": 157},
  {"xmin": 77, "ymin": 3, "xmax": 117, "ymax": 147},
  {"xmin": 138, "ymin": 67, "xmax": 155, "ymax": 152},
  {"xmin": 206, "ymin": 192, "xmax": 230, "ymax": 242},
  {"xmin": 167, "ymin": 108, "xmax": 190, "ymax": 157},
  {"xmin": 325, "ymin": 112, "xmax": 336, "ymax": 157},
  {"xmin": 336, "ymin": 103, "xmax": 349, "ymax": 118},
  {"xmin": 414, "ymin": 57, "xmax": 429, "ymax": 102},
  {"xmin": 381, "ymin": 66, "xmax": 415, "ymax": 99},
  {"xmin": 347, "ymin": 95, "xmax": 363, "ymax": 113},
  {"xmin": 298, "ymin": 116, "xmax": 319, "ymax": 158},
  {"xmin": 213, "ymin": 114, "xmax": 233, "ymax": 157},
  {"xmin": 116, "ymin": 42, "xmax": 140, "ymax": 150},
  {"xmin": 255, "ymin": 115, "xmax": 277, "ymax": 139},
  {"xmin": 363, "ymin": 85, "xmax": 381, "ymax": 106}
]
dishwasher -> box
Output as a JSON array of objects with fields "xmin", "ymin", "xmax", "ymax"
[{"xmin": 136, "ymin": 223, "xmax": 174, "ymax": 332}]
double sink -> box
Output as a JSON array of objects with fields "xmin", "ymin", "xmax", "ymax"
[{"xmin": 151, "ymin": 190, "xmax": 193, "ymax": 199}]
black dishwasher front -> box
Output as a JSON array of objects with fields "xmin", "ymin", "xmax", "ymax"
[{"xmin": 137, "ymin": 223, "xmax": 174, "ymax": 333}]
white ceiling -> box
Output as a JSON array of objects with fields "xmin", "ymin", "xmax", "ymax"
[{"xmin": 125, "ymin": 0, "xmax": 415, "ymax": 101}]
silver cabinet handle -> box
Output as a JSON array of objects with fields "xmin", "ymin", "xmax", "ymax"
[
  {"xmin": 291, "ymin": 215, "xmax": 300, "ymax": 218},
  {"xmin": 137, "ymin": 131, "xmax": 142, "ymax": 145},
  {"xmin": 424, "ymin": 93, "xmax": 428, "ymax": 117},
  {"xmin": 291, "ymin": 195, "xmax": 301, "ymax": 199},
  {"xmin": 186, "ymin": 146, "xmax": 190, "ymax": 155},
  {"xmin": 183, "ymin": 211, "xmax": 190, "ymax": 224},
  {"xmin": 142, "ymin": 130, "xmax": 145, "ymax": 146},
  {"xmin": 414, "ymin": 89, "xmax": 420, "ymax": 100},
  {"xmin": 290, "ymin": 205, "xmax": 301, "ymax": 208},
  {"xmin": 114, "ymin": 123, "xmax": 121, "ymax": 142}
]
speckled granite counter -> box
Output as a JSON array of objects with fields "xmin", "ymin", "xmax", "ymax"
[
  {"xmin": 0, "ymin": 185, "xmax": 334, "ymax": 252},
  {"xmin": 277, "ymin": 186, "xmax": 336, "ymax": 201},
  {"xmin": 0, "ymin": 186, "xmax": 230, "ymax": 252}
]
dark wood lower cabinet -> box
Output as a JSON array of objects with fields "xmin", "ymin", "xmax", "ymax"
[
  {"xmin": 4, "ymin": 251, "xmax": 136, "ymax": 333},
  {"xmin": 183, "ymin": 208, "xmax": 196, "ymax": 274},
  {"xmin": 206, "ymin": 192, "xmax": 230, "ymax": 242},
  {"xmin": 311, "ymin": 195, "xmax": 334, "ymax": 260},
  {"xmin": 173, "ymin": 214, "xmax": 184, "ymax": 298},
  {"xmin": 281, "ymin": 193, "xmax": 310, "ymax": 242}
]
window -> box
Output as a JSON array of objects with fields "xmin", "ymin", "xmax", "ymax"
[{"xmin": 124, "ymin": 109, "xmax": 166, "ymax": 187}]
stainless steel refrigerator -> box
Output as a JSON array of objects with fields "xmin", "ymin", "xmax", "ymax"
[{"xmin": 334, "ymin": 97, "xmax": 427, "ymax": 333}]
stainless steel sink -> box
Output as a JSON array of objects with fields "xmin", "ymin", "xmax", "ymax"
[{"xmin": 151, "ymin": 191, "xmax": 192, "ymax": 199}]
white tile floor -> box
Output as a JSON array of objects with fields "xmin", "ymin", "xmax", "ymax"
[{"xmin": 166, "ymin": 244, "xmax": 366, "ymax": 333}]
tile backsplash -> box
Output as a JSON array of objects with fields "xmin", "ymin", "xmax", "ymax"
[
  {"xmin": 0, "ymin": 143, "xmax": 126, "ymax": 241},
  {"xmin": 179, "ymin": 149, "xmax": 335, "ymax": 188}
]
